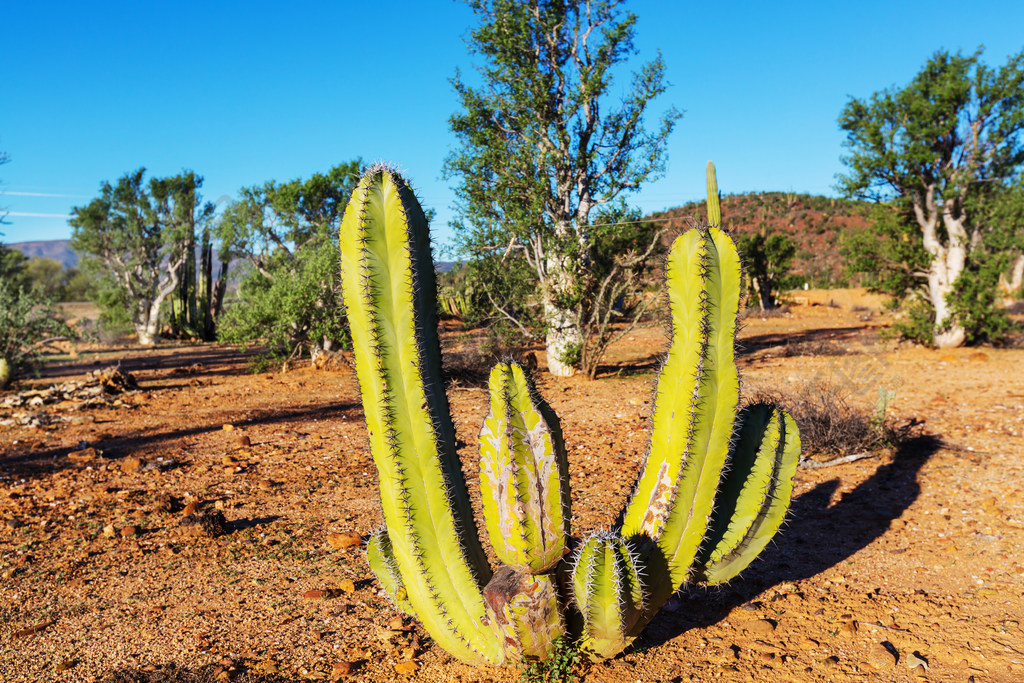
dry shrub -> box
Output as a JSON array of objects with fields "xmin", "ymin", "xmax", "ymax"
[
  {"xmin": 739, "ymin": 304, "xmax": 790, "ymax": 320},
  {"xmin": 757, "ymin": 379, "xmax": 900, "ymax": 460}
]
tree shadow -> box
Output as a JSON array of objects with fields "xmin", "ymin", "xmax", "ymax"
[
  {"xmin": 638, "ymin": 433, "xmax": 941, "ymax": 649},
  {"xmin": 0, "ymin": 401, "xmax": 362, "ymax": 481},
  {"xmin": 31, "ymin": 343, "xmax": 267, "ymax": 382}
]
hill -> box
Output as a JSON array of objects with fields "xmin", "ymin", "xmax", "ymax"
[
  {"xmin": 647, "ymin": 192, "xmax": 875, "ymax": 287},
  {"xmin": 6, "ymin": 239, "xmax": 78, "ymax": 269},
  {"xmin": 5, "ymin": 239, "xmax": 464, "ymax": 274}
]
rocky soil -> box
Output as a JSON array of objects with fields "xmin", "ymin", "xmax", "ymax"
[{"xmin": 1, "ymin": 291, "xmax": 1022, "ymax": 682}]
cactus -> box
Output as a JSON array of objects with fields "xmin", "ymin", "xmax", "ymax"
[
  {"xmin": 339, "ymin": 163, "xmax": 801, "ymax": 667},
  {"xmin": 706, "ymin": 160, "xmax": 721, "ymax": 226}
]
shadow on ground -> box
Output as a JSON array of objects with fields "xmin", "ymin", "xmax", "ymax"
[
  {"xmin": 639, "ymin": 433, "xmax": 942, "ymax": 649},
  {"xmin": 0, "ymin": 401, "xmax": 362, "ymax": 481}
]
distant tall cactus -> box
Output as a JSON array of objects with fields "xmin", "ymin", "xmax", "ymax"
[{"xmin": 339, "ymin": 164, "xmax": 801, "ymax": 667}]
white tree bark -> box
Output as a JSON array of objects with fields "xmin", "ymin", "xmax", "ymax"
[
  {"xmin": 914, "ymin": 185, "xmax": 968, "ymax": 348},
  {"xmin": 133, "ymin": 249, "xmax": 187, "ymax": 346},
  {"xmin": 999, "ymin": 254, "xmax": 1024, "ymax": 305}
]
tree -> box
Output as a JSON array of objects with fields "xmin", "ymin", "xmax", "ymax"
[
  {"xmin": 215, "ymin": 161, "xmax": 361, "ymax": 359},
  {"xmin": 445, "ymin": 0, "xmax": 680, "ymax": 376},
  {"xmin": 837, "ymin": 48, "xmax": 1024, "ymax": 347},
  {"xmin": 70, "ymin": 169, "xmax": 214, "ymax": 345},
  {"xmin": 738, "ymin": 229, "xmax": 799, "ymax": 310}
]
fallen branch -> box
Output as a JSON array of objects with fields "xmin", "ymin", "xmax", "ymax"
[{"xmin": 799, "ymin": 451, "xmax": 876, "ymax": 469}]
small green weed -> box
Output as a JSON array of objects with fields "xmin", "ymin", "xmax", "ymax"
[{"xmin": 521, "ymin": 637, "xmax": 584, "ymax": 683}]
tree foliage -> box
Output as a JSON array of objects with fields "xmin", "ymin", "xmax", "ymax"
[
  {"xmin": 70, "ymin": 169, "xmax": 214, "ymax": 345},
  {"xmin": 445, "ymin": 0, "xmax": 679, "ymax": 376},
  {"xmin": 738, "ymin": 229, "xmax": 800, "ymax": 310},
  {"xmin": 215, "ymin": 161, "xmax": 361, "ymax": 359},
  {"xmin": 837, "ymin": 48, "xmax": 1024, "ymax": 347}
]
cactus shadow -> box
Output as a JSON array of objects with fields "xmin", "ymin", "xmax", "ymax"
[{"xmin": 637, "ymin": 433, "xmax": 940, "ymax": 650}]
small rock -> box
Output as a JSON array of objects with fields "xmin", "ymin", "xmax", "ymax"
[
  {"xmin": 121, "ymin": 456, "xmax": 143, "ymax": 473},
  {"xmin": 55, "ymin": 659, "xmax": 75, "ymax": 672},
  {"xmin": 222, "ymin": 455, "xmax": 237, "ymax": 466},
  {"xmin": 236, "ymin": 435, "xmax": 251, "ymax": 448},
  {"xmin": 331, "ymin": 661, "xmax": 352, "ymax": 679},
  {"xmin": 5, "ymin": 518, "xmax": 23, "ymax": 531},
  {"xmin": 120, "ymin": 525, "xmax": 139, "ymax": 538},
  {"xmin": 867, "ymin": 641, "xmax": 898, "ymax": 669},
  {"xmin": 906, "ymin": 651, "xmax": 929, "ymax": 671},
  {"xmin": 401, "ymin": 646, "xmax": 416, "ymax": 661},
  {"xmin": 339, "ymin": 579, "xmax": 356, "ymax": 592},
  {"xmin": 394, "ymin": 661, "xmax": 418, "ymax": 675},
  {"xmin": 823, "ymin": 655, "xmax": 840, "ymax": 668},
  {"xmin": 327, "ymin": 532, "xmax": 362, "ymax": 550},
  {"xmin": 746, "ymin": 619, "xmax": 776, "ymax": 636},
  {"xmin": 182, "ymin": 501, "xmax": 199, "ymax": 516},
  {"xmin": 258, "ymin": 479, "xmax": 274, "ymax": 492},
  {"xmin": 179, "ymin": 511, "xmax": 230, "ymax": 537},
  {"xmin": 103, "ymin": 524, "xmax": 117, "ymax": 539},
  {"xmin": 304, "ymin": 589, "xmax": 330, "ymax": 600},
  {"xmin": 222, "ymin": 424, "xmax": 235, "ymax": 431},
  {"xmin": 798, "ymin": 638, "xmax": 819, "ymax": 650},
  {"xmin": 840, "ymin": 620, "xmax": 858, "ymax": 637},
  {"xmin": 388, "ymin": 616, "xmax": 406, "ymax": 631},
  {"xmin": 68, "ymin": 447, "xmax": 98, "ymax": 462}
]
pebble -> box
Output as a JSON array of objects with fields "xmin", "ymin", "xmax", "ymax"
[
  {"xmin": 339, "ymin": 579, "xmax": 356, "ymax": 592},
  {"xmin": 303, "ymin": 589, "xmax": 330, "ymax": 600},
  {"xmin": 182, "ymin": 501, "xmax": 199, "ymax": 516},
  {"xmin": 840, "ymin": 620, "xmax": 858, "ymax": 637},
  {"xmin": 258, "ymin": 479, "xmax": 275, "ymax": 492},
  {"xmin": 798, "ymin": 638, "xmax": 819, "ymax": 649},
  {"xmin": 68, "ymin": 447, "xmax": 98, "ymax": 462},
  {"xmin": 867, "ymin": 642, "xmax": 897, "ymax": 669},
  {"xmin": 327, "ymin": 532, "xmax": 363, "ymax": 549},
  {"xmin": 394, "ymin": 661, "xmax": 419, "ymax": 675},
  {"xmin": 121, "ymin": 456, "xmax": 143, "ymax": 473},
  {"xmin": 331, "ymin": 661, "xmax": 352, "ymax": 679},
  {"xmin": 120, "ymin": 525, "xmax": 139, "ymax": 538},
  {"xmin": 222, "ymin": 424, "xmax": 235, "ymax": 431},
  {"xmin": 906, "ymin": 651, "xmax": 929, "ymax": 671},
  {"xmin": 236, "ymin": 435, "xmax": 251, "ymax": 448},
  {"xmin": 5, "ymin": 518, "xmax": 23, "ymax": 531},
  {"xmin": 103, "ymin": 524, "xmax": 117, "ymax": 539},
  {"xmin": 746, "ymin": 619, "xmax": 776, "ymax": 636}
]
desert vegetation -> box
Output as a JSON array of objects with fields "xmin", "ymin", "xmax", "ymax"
[{"xmin": 2, "ymin": 0, "xmax": 1024, "ymax": 681}]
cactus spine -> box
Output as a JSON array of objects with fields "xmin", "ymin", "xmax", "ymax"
[{"xmin": 339, "ymin": 163, "xmax": 801, "ymax": 667}]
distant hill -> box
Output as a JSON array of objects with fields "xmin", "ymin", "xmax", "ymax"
[
  {"xmin": 5, "ymin": 239, "xmax": 464, "ymax": 274},
  {"xmin": 647, "ymin": 192, "xmax": 875, "ymax": 287},
  {"xmin": 7, "ymin": 239, "xmax": 78, "ymax": 269}
]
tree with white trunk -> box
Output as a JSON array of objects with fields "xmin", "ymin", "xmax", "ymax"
[
  {"xmin": 445, "ymin": 0, "xmax": 679, "ymax": 376},
  {"xmin": 70, "ymin": 169, "xmax": 213, "ymax": 345},
  {"xmin": 837, "ymin": 48, "xmax": 1024, "ymax": 348}
]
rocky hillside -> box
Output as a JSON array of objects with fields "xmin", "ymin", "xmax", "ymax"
[{"xmin": 648, "ymin": 192, "xmax": 876, "ymax": 287}]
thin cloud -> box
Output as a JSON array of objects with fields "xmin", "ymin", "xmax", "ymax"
[
  {"xmin": 6, "ymin": 211, "xmax": 73, "ymax": 218},
  {"xmin": 0, "ymin": 190, "xmax": 90, "ymax": 198}
]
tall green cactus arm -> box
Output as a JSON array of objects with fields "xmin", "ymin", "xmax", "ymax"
[
  {"xmin": 706, "ymin": 161, "xmax": 721, "ymax": 227},
  {"xmin": 571, "ymin": 533, "xmax": 645, "ymax": 660},
  {"xmin": 619, "ymin": 227, "xmax": 741, "ymax": 604},
  {"xmin": 692, "ymin": 404, "xmax": 800, "ymax": 584},
  {"xmin": 339, "ymin": 165, "xmax": 503, "ymax": 665},
  {"xmin": 479, "ymin": 362, "xmax": 570, "ymax": 573}
]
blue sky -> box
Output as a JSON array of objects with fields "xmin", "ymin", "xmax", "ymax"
[{"xmin": 2, "ymin": 1, "xmax": 1022, "ymax": 251}]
